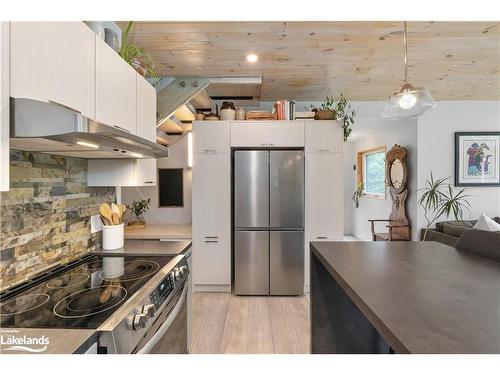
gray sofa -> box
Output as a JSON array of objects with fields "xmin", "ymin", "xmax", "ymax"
[{"xmin": 421, "ymin": 217, "xmax": 500, "ymax": 247}]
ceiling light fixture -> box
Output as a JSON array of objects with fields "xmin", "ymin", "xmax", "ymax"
[
  {"xmin": 382, "ymin": 21, "xmax": 436, "ymax": 119},
  {"xmin": 246, "ymin": 53, "xmax": 258, "ymax": 63},
  {"xmin": 76, "ymin": 141, "xmax": 99, "ymax": 149},
  {"xmin": 130, "ymin": 153, "xmax": 143, "ymax": 158}
]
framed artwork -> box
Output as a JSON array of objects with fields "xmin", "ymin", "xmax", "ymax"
[{"xmin": 455, "ymin": 132, "xmax": 500, "ymax": 187}]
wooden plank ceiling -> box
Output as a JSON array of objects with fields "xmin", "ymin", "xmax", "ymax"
[{"xmin": 119, "ymin": 22, "xmax": 500, "ymax": 101}]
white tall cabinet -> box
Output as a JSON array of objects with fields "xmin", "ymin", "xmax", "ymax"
[
  {"xmin": 191, "ymin": 120, "xmax": 343, "ymax": 293},
  {"xmin": 192, "ymin": 121, "xmax": 231, "ymax": 292},
  {"xmin": 304, "ymin": 120, "xmax": 344, "ymax": 291}
]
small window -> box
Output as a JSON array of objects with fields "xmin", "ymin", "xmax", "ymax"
[
  {"xmin": 357, "ymin": 147, "xmax": 386, "ymax": 199},
  {"xmin": 158, "ymin": 168, "xmax": 184, "ymax": 207}
]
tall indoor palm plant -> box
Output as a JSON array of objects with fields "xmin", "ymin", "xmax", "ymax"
[{"xmin": 418, "ymin": 172, "xmax": 472, "ymax": 240}]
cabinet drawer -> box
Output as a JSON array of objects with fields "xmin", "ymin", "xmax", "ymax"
[
  {"xmin": 305, "ymin": 120, "xmax": 343, "ymax": 152},
  {"xmin": 192, "ymin": 238, "xmax": 231, "ymax": 285},
  {"xmin": 231, "ymin": 121, "xmax": 304, "ymax": 147},
  {"xmin": 192, "ymin": 121, "xmax": 230, "ymax": 152}
]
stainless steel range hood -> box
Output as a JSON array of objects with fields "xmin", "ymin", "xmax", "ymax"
[{"xmin": 10, "ymin": 98, "xmax": 168, "ymax": 159}]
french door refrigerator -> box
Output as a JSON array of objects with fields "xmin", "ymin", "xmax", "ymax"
[{"xmin": 234, "ymin": 150, "xmax": 304, "ymax": 295}]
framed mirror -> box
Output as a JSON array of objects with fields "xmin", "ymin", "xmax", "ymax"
[{"xmin": 385, "ymin": 145, "xmax": 408, "ymax": 193}]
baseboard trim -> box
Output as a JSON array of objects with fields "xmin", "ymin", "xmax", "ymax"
[{"xmin": 194, "ymin": 284, "xmax": 232, "ymax": 293}]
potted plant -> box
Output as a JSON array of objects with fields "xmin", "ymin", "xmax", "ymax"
[
  {"xmin": 127, "ymin": 198, "xmax": 151, "ymax": 228},
  {"xmin": 119, "ymin": 21, "xmax": 158, "ymax": 83},
  {"xmin": 418, "ymin": 172, "xmax": 471, "ymax": 241},
  {"xmin": 312, "ymin": 93, "xmax": 355, "ymax": 141},
  {"xmin": 352, "ymin": 181, "xmax": 364, "ymax": 208}
]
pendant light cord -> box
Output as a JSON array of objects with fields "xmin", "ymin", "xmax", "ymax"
[{"xmin": 403, "ymin": 21, "xmax": 408, "ymax": 82}]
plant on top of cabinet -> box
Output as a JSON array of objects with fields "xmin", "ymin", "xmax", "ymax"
[
  {"xmin": 312, "ymin": 93, "xmax": 355, "ymax": 142},
  {"xmin": 119, "ymin": 21, "xmax": 158, "ymax": 83},
  {"xmin": 127, "ymin": 198, "xmax": 151, "ymax": 228}
]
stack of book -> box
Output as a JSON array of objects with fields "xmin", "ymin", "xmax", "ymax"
[
  {"xmin": 294, "ymin": 111, "xmax": 316, "ymax": 120},
  {"xmin": 273, "ymin": 100, "xmax": 296, "ymax": 120}
]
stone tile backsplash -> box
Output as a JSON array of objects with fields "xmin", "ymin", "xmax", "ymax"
[{"xmin": 0, "ymin": 151, "xmax": 114, "ymax": 291}]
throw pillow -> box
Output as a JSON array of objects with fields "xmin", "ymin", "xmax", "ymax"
[{"xmin": 473, "ymin": 214, "xmax": 500, "ymax": 232}]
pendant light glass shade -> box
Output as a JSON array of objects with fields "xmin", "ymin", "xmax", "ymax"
[{"xmin": 382, "ymin": 22, "xmax": 437, "ymax": 119}]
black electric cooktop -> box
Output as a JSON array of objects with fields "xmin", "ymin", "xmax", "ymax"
[{"xmin": 0, "ymin": 254, "xmax": 174, "ymax": 329}]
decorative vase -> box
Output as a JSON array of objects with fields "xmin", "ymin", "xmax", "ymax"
[
  {"xmin": 220, "ymin": 101, "xmax": 236, "ymax": 121},
  {"xmin": 131, "ymin": 58, "xmax": 147, "ymax": 77},
  {"xmin": 314, "ymin": 109, "xmax": 336, "ymax": 120},
  {"xmin": 236, "ymin": 107, "xmax": 246, "ymax": 120}
]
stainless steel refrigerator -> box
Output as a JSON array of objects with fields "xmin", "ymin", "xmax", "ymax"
[{"xmin": 233, "ymin": 150, "xmax": 304, "ymax": 296}]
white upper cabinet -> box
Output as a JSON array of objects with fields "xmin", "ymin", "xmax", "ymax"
[
  {"xmin": 305, "ymin": 120, "xmax": 343, "ymax": 152},
  {"xmin": 135, "ymin": 75, "xmax": 158, "ymax": 186},
  {"xmin": 193, "ymin": 121, "xmax": 230, "ymax": 153},
  {"xmin": 95, "ymin": 36, "xmax": 137, "ymax": 134},
  {"xmin": 136, "ymin": 74, "xmax": 157, "ymax": 141},
  {"xmin": 47, "ymin": 22, "xmax": 95, "ymax": 118},
  {"xmin": 10, "ymin": 22, "xmax": 95, "ymax": 118},
  {"xmin": 231, "ymin": 121, "xmax": 304, "ymax": 147},
  {"xmin": 10, "ymin": 22, "xmax": 49, "ymax": 101}
]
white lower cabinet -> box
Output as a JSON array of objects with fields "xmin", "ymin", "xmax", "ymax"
[
  {"xmin": 192, "ymin": 151, "xmax": 231, "ymax": 290},
  {"xmin": 304, "ymin": 151, "xmax": 343, "ymax": 288}
]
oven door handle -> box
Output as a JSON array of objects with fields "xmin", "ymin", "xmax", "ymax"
[{"xmin": 137, "ymin": 283, "xmax": 188, "ymax": 354}]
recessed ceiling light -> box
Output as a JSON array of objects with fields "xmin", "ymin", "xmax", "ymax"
[
  {"xmin": 76, "ymin": 141, "xmax": 99, "ymax": 149},
  {"xmin": 131, "ymin": 153, "xmax": 143, "ymax": 158},
  {"xmin": 246, "ymin": 53, "xmax": 258, "ymax": 63}
]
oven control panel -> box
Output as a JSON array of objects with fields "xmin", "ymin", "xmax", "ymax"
[{"xmin": 149, "ymin": 272, "xmax": 174, "ymax": 309}]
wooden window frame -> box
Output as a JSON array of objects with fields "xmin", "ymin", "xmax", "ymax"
[{"xmin": 356, "ymin": 146, "xmax": 386, "ymax": 200}]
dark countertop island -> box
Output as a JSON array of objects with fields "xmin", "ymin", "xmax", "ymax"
[{"xmin": 310, "ymin": 241, "xmax": 500, "ymax": 354}]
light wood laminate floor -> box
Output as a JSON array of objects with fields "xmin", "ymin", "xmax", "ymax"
[{"xmin": 191, "ymin": 293, "xmax": 311, "ymax": 354}]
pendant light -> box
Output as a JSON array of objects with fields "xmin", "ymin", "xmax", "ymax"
[{"xmin": 382, "ymin": 21, "xmax": 437, "ymax": 119}]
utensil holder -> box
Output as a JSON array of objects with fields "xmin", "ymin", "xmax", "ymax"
[{"xmin": 102, "ymin": 223, "xmax": 124, "ymax": 250}]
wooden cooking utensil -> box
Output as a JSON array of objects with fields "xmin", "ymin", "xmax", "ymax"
[
  {"xmin": 112, "ymin": 212, "xmax": 120, "ymax": 225},
  {"xmin": 118, "ymin": 204, "xmax": 127, "ymax": 223},
  {"xmin": 99, "ymin": 203, "xmax": 113, "ymax": 226}
]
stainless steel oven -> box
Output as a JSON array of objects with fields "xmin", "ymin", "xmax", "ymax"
[{"xmin": 134, "ymin": 281, "xmax": 188, "ymax": 354}]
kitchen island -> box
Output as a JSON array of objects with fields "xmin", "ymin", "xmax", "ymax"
[{"xmin": 310, "ymin": 241, "xmax": 500, "ymax": 354}]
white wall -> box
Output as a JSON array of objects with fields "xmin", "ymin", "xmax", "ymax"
[
  {"xmin": 122, "ymin": 133, "xmax": 192, "ymax": 224},
  {"xmin": 344, "ymin": 117, "xmax": 418, "ymax": 240},
  {"xmin": 416, "ymin": 101, "xmax": 500, "ymax": 232}
]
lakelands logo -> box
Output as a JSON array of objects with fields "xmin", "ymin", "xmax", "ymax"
[{"xmin": 0, "ymin": 330, "xmax": 49, "ymax": 353}]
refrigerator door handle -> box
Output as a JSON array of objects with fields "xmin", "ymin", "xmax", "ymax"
[{"xmin": 272, "ymin": 166, "xmax": 280, "ymax": 188}]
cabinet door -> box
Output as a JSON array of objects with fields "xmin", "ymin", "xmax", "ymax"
[
  {"xmin": 135, "ymin": 159, "xmax": 157, "ymax": 186},
  {"xmin": 10, "ymin": 22, "xmax": 49, "ymax": 101},
  {"xmin": 305, "ymin": 120, "xmax": 343, "ymax": 152},
  {"xmin": 305, "ymin": 152, "xmax": 343, "ymax": 240},
  {"xmin": 192, "ymin": 151, "xmax": 231, "ymax": 286},
  {"xmin": 231, "ymin": 121, "xmax": 304, "ymax": 147},
  {"xmin": 192, "ymin": 121, "xmax": 230, "ymax": 153},
  {"xmin": 47, "ymin": 22, "xmax": 95, "ymax": 118},
  {"xmin": 95, "ymin": 37, "xmax": 137, "ymax": 133},
  {"xmin": 136, "ymin": 74, "xmax": 157, "ymax": 141},
  {"xmin": 304, "ymin": 152, "xmax": 343, "ymax": 286}
]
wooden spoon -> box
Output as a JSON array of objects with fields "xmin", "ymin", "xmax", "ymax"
[
  {"xmin": 99, "ymin": 203, "xmax": 113, "ymax": 226},
  {"xmin": 118, "ymin": 204, "xmax": 127, "ymax": 223}
]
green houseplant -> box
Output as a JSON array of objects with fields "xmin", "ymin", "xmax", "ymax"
[
  {"xmin": 127, "ymin": 198, "xmax": 151, "ymax": 227},
  {"xmin": 119, "ymin": 21, "xmax": 158, "ymax": 83},
  {"xmin": 313, "ymin": 93, "xmax": 355, "ymax": 142},
  {"xmin": 352, "ymin": 181, "xmax": 364, "ymax": 208},
  {"xmin": 418, "ymin": 172, "xmax": 471, "ymax": 241}
]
